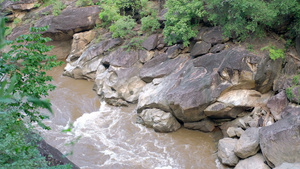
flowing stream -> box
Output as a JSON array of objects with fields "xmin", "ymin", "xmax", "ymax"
[{"xmin": 39, "ymin": 64, "xmax": 221, "ymax": 169}]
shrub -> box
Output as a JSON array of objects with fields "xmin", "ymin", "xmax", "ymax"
[
  {"xmin": 163, "ymin": 0, "xmax": 206, "ymax": 46},
  {"xmin": 109, "ymin": 16, "xmax": 136, "ymax": 38}
]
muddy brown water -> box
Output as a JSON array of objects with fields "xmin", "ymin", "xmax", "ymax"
[{"xmin": 39, "ymin": 64, "xmax": 221, "ymax": 169}]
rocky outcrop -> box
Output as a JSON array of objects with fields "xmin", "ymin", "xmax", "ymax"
[
  {"xmin": 260, "ymin": 111, "xmax": 300, "ymax": 168},
  {"xmin": 137, "ymin": 48, "xmax": 259, "ymax": 123},
  {"xmin": 234, "ymin": 153, "xmax": 270, "ymax": 169},
  {"xmin": 34, "ymin": 6, "xmax": 101, "ymax": 40},
  {"xmin": 217, "ymin": 138, "xmax": 239, "ymax": 166}
]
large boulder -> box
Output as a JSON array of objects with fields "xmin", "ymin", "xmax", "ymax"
[
  {"xmin": 137, "ymin": 48, "xmax": 260, "ymax": 123},
  {"xmin": 234, "ymin": 127, "xmax": 260, "ymax": 159},
  {"xmin": 260, "ymin": 112, "xmax": 300, "ymax": 168},
  {"xmin": 234, "ymin": 153, "xmax": 270, "ymax": 169},
  {"xmin": 255, "ymin": 56, "xmax": 283, "ymax": 94},
  {"xmin": 142, "ymin": 34, "xmax": 158, "ymax": 51},
  {"xmin": 217, "ymin": 138, "xmax": 239, "ymax": 166},
  {"xmin": 137, "ymin": 108, "xmax": 181, "ymax": 132},
  {"xmin": 190, "ymin": 41, "xmax": 211, "ymax": 57},
  {"xmin": 34, "ymin": 6, "xmax": 101, "ymax": 40},
  {"xmin": 202, "ymin": 27, "xmax": 229, "ymax": 45}
]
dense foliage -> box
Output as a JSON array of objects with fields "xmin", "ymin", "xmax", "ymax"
[
  {"xmin": 98, "ymin": 0, "xmax": 160, "ymax": 38},
  {"xmin": 0, "ymin": 18, "xmax": 69, "ymax": 168},
  {"xmin": 95, "ymin": 0, "xmax": 300, "ymax": 46}
]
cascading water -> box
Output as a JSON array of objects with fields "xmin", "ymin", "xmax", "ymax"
[{"xmin": 39, "ymin": 64, "xmax": 222, "ymax": 169}]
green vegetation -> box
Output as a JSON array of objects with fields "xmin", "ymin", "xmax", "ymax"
[
  {"xmin": 96, "ymin": 0, "xmax": 299, "ymax": 47},
  {"xmin": 0, "ymin": 18, "xmax": 70, "ymax": 168},
  {"xmin": 286, "ymin": 75, "xmax": 300, "ymax": 104},
  {"xmin": 163, "ymin": 0, "xmax": 206, "ymax": 46},
  {"xmin": 76, "ymin": 0, "xmax": 94, "ymax": 7},
  {"xmin": 109, "ymin": 16, "xmax": 137, "ymax": 38},
  {"xmin": 261, "ymin": 45, "xmax": 285, "ymax": 60},
  {"xmin": 98, "ymin": 0, "xmax": 160, "ymax": 39},
  {"xmin": 39, "ymin": 0, "xmax": 66, "ymax": 16},
  {"xmin": 122, "ymin": 37, "xmax": 145, "ymax": 51}
]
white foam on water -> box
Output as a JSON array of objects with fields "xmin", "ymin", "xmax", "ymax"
[{"xmin": 65, "ymin": 102, "xmax": 182, "ymax": 169}]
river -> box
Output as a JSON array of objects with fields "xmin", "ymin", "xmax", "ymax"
[{"xmin": 39, "ymin": 64, "xmax": 222, "ymax": 169}]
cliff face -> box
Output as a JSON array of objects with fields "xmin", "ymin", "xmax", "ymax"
[{"xmin": 2, "ymin": 0, "xmax": 300, "ymax": 168}]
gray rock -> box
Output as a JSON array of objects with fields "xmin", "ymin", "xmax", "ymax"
[
  {"xmin": 137, "ymin": 48, "xmax": 260, "ymax": 123},
  {"xmin": 35, "ymin": 6, "xmax": 101, "ymax": 40},
  {"xmin": 1, "ymin": 0, "xmax": 37, "ymax": 12},
  {"xmin": 202, "ymin": 27, "xmax": 228, "ymax": 45},
  {"xmin": 209, "ymin": 44, "xmax": 226, "ymax": 53},
  {"xmin": 194, "ymin": 27, "xmax": 210, "ymax": 41},
  {"xmin": 204, "ymin": 102, "xmax": 247, "ymax": 119},
  {"xmin": 234, "ymin": 127, "xmax": 260, "ymax": 159},
  {"xmin": 166, "ymin": 44, "xmax": 182, "ymax": 59},
  {"xmin": 138, "ymin": 50, "xmax": 154, "ymax": 63},
  {"xmin": 142, "ymin": 34, "xmax": 158, "ymax": 51},
  {"xmin": 267, "ymin": 91, "xmax": 288, "ymax": 120},
  {"xmin": 184, "ymin": 118, "xmax": 215, "ymax": 132},
  {"xmin": 140, "ymin": 54, "xmax": 189, "ymax": 83},
  {"xmin": 38, "ymin": 139, "xmax": 80, "ymax": 168},
  {"xmin": 102, "ymin": 47, "xmax": 139, "ymax": 68},
  {"xmin": 255, "ymin": 55, "xmax": 283, "ymax": 94},
  {"xmin": 64, "ymin": 38, "xmax": 122, "ymax": 79},
  {"xmin": 190, "ymin": 41, "xmax": 211, "ymax": 57},
  {"xmin": 227, "ymin": 127, "xmax": 237, "ymax": 138},
  {"xmin": 95, "ymin": 63, "xmax": 146, "ymax": 104},
  {"xmin": 234, "ymin": 153, "xmax": 270, "ymax": 169},
  {"xmin": 235, "ymin": 128, "xmax": 245, "ymax": 137},
  {"xmin": 6, "ymin": 24, "xmax": 30, "ymax": 40},
  {"xmin": 274, "ymin": 163, "xmax": 300, "ymax": 169},
  {"xmin": 138, "ymin": 108, "xmax": 181, "ymax": 132},
  {"xmin": 218, "ymin": 138, "xmax": 239, "ymax": 166},
  {"xmin": 260, "ymin": 112, "xmax": 300, "ymax": 168},
  {"xmin": 286, "ymin": 86, "xmax": 300, "ymax": 104}
]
